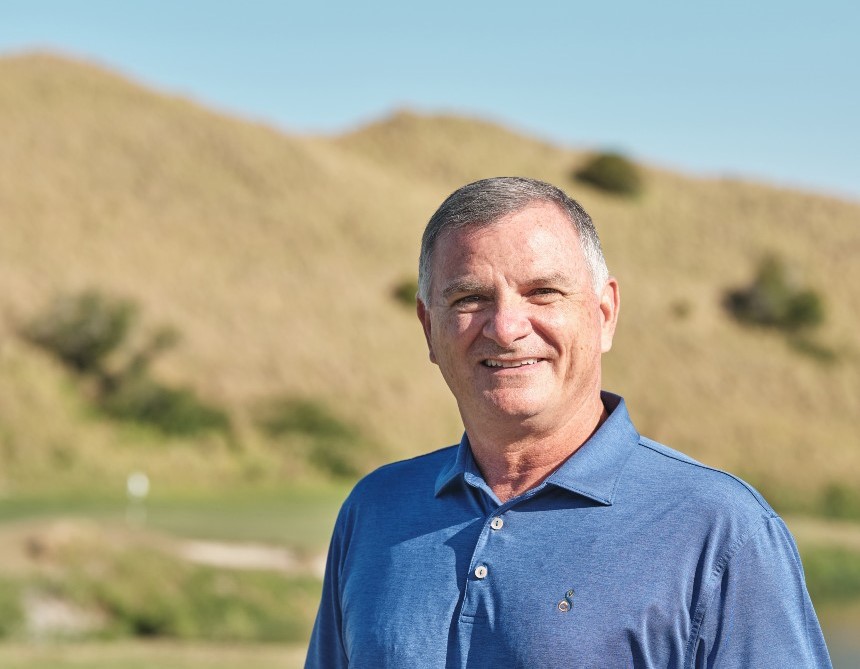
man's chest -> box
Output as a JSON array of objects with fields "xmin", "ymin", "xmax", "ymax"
[{"xmin": 338, "ymin": 502, "xmax": 699, "ymax": 668}]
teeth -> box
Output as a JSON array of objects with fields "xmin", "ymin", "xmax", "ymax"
[{"xmin": 484, "ymin": 358, "xmax": 540, "ymax": 368}]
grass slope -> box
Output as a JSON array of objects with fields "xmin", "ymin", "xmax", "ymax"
[{"xmin": 1, "ymin": 52, "xmax": 858, "ymax": 501}]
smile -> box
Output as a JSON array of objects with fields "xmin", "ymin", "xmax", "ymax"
[{"xmin": 481, "ymin": 358, "xmax": 542, "ymax": 368}]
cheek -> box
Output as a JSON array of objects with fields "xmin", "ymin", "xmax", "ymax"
[
  {"xmin": 533, "ymin": 309, "xmax": 574, "ymax": 345},
  {"xmin": 436, "ymin": 313, "xmax": 481, "ymax": 347},
  {"xmin": 536, "ymin": 307, "xmax": 599, "ymax": 354}
]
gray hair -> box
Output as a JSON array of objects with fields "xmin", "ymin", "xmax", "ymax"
[{"xmin": 418, "ymin": 177, "xmax": 609, "ymax": 304}]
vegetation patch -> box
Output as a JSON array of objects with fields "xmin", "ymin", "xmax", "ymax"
[
  {"xmin": 818, "ymin": 484, "xmax": 860, "ymax": 521},
  {"xmin": 21, "ymin": 290, "xmax": 230, "ymax": 437},
  {"xmin": 724, "ymin": 255, "xmax": 833, "ymax": 360},
  {"xmin": 574, "ymin": 151, "xmax": 643, "ymax": 196},
  {"xmin": 801, "ymin": 545, "xmax": 860, "ymax": 603},
  {"xmin": 725, "ymin": 255, "xmax": 824, "ymax": 332},
  {"xmin": 22, "ymin": 290, "xmax": 137, "ymax": 375},
  {"xmin": 100, "ymin": 376, "xmax": 230, "ymax": 437},
  {"xmin": 0, "ymin": 578, "xmax": 24, "ymax": 639},
  {"xmin": 392, "ymin": 277, "xmax": 419, "ymax": 308},
  {"xmin": 257, "ymin": 397, "xmax": 371, "ymax": 478},
  {"xmin": 786, "ymin": 335, "xmax": 838, "ymax": 364},
  {"xmin": 29, "ymin": 544, "xmax": 320, "ymax": 643}
]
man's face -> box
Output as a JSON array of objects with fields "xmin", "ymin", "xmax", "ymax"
[{"xmin": 418, "ymin": 202, "xmax": 619, "ymax": 429}]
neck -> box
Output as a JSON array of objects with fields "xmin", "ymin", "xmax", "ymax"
[{"xmin": 464, "ymin": 393, "xmax": 608, "ymax": 503}]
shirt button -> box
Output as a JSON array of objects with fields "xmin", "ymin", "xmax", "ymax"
[
  {"xmin": 490, "ymin": 517, "xmax": 504, "ymax": 530},
  {"xmin": 474, "ymin": 565, "xmax": 488, "ymax": 579}
]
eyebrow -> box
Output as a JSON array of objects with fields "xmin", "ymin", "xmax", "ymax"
[
  {"xmin": 527, "ymin": 271, "xmax": 572, "ymax": 288},
  {"xmin": 441, "ymin": 279, "xmax": 491, "ymax": 301},
  {"xmin": 440, "ymin": 272, "xmax": 573, "ymax": 300}
]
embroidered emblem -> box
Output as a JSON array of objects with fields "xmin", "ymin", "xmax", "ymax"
[{"xmin": 557, "ymin": 588, "xmax": 575, "ymax": 612}]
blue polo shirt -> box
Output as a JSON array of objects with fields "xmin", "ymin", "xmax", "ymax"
[{"xmin": 305, "ymin": 393, "xmax": 831, "ymax": 668}]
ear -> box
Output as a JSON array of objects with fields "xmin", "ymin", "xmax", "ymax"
[
  {"xmin": 598, "ymin": 277, "xmax": 621, "ymax": 353},
  {"xmin": 417, "ymin": 298, "xmax": 438, "ymax": 364}
]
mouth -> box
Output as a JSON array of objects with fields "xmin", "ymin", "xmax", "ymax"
[{"xmin": 481, "ymin": 357, "xmax": 544, "ymax": 369}]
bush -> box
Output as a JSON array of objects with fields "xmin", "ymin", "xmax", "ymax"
[
  {"xmin": 258, "ymin": 397, "xmax": 368, "ymax": 478},
  {"xmin": 819, "ymin": 484, "xmax": 860, "ymax": 520},
  {"xmin": 100, "ymin": 374, "xmax": 230, "ymax": 437},
  {"xmin": 787, "ymin": 335, "xmax": 837, "ymax": 363},
  {"xmin": 574, "ymin": 151, "xmax": 643, "ymax": 196},
  {"xmin": 44, "ymin": 545, "xmax": 321, "ymax": 642},
  {"xmin": 392, "ymin": 278, "xmax": 419, "ymax": 308},
  {"xmin": 0, "ymin": 578, "xmax": 23, "ymax": 639},
  {"xmin": 725, "ymin": 255, "xmax": 825, "ymax": 332},
  {"xmin": 23, "ymin": 290, "xmax": 137, "ymax": 373},
  {"xmin": 670, "ymin": 300, "xmax": 692, "ymax": 320},
  {"xmin": 801, "ymin": 546, "xmax": 860, "ymax": 603},
  {"xmin": 22, "ymin": 289, "xmax": 231, "ymax": 437}
]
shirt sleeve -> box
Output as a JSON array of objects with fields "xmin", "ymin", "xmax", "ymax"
[
  {"xmin": 692, "ymin": 515, "xmax": 832, "ymax": 668},
  {"xmin": 304, "ymin": 508, "xmax": 349, "ymax": 669}
]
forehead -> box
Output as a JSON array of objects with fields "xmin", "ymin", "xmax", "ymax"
[{"xmin": 431, "ymin": 202, "xmax": 588, "ymax": 290}]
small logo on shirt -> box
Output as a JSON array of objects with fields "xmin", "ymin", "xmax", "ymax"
[{"xmin": 557, "ymin": 588, "xmax": 575, "ymax": 612}]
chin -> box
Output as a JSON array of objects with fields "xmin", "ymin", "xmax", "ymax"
[{"xmin": 481, "ymin": 389, "xmax": 549, "ymax": 420}]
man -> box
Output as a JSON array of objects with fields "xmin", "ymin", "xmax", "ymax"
[{"xmin": 306, "ymin": 177, "xmax": 831, "ymax": 668}]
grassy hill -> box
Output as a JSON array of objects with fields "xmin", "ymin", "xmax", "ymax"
[{"xmin": 1, "ymin": 52, "xmax": 858, "ymax": 507}]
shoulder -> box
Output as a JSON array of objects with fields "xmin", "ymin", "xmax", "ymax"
[
  {"xmin": 342, "ymin": 444, "xmax": 458, "ymax": 508},
  {"xmin": 327, "ymin": 445, "xmax": 458, "ymax": 546},
  {"xmin": 639, "ymin": 436, "xmax": 773, "ymax": 513},
  {"xmin": 634, "ymin": 436, "xmax": 775, "ymax": 516},
  {"xmin": 622, "ymin": 436, "xmax": 778, "ymax": 550}
]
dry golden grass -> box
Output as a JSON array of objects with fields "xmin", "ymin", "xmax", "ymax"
[
  {"xmin": 0, "ymin": 641, "xmax": 306, "ymax": 669},
  {"xmin": 1, "ymin": 52, "xmax": 858, "ymax": 498}
]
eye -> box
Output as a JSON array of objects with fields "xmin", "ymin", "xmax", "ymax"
[
  {"xmin": 529, "ymin": 287, "xmax": 565, "ymax": 304},
  {"xmin": 455, "ymin": 294, "xmax": 482, "ymax": 304},
  {"xmin": 452, "ymin": 294, "xmax": 487, "ymax": 310}
]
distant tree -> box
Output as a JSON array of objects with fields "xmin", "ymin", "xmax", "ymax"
[
  {"xmin": 22, "ymin": 289, "xmax": 231, "ymax": 437},
  {"xmin": 574, "ymin": 151, "xmax": 643, "ymax": 196},
  {"xmin": 101, "ymin": 374, "xmax": 230, "ymax": 437},
  {"xmin": 725, "ymin": 255, "xmax": 824, "ymax": 332},
  {"xmin": 22, "ymin": 290, "xmax": 137, "ymax": 374},
  {"xmin": 257, "ymin": 397, "xmax": 370, "ymax": 478},
  {"xmin": 392, "ymin": 278, "xmax": 419, "ymax": 308}
]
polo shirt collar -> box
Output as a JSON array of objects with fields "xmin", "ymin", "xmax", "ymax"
[{"xmin": 434, "ymin": 392, "xmax": 640, "ymax": 506}]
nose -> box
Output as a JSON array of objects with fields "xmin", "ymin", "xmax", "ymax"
[{"xmin": 482, "ymin": 299, "xmax": 532, "ymax": 348}]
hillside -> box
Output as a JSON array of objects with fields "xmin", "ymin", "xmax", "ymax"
[{"xmin": 1, "ymin": 53, "xmax": 858, "ymax": 503}]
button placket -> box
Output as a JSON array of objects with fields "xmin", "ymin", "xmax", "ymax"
[{"xmin": 460, "ymin": 503, "xmax": 518, "ymax": 620}]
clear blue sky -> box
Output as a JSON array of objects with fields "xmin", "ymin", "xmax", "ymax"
[{"xmin": 4, "ymin": 0, "xmax": 858, "ymax": 200}]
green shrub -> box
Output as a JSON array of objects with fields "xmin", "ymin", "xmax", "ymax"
[
  {"xmin": 725, "ymin": 255, "xmax": 825, "ymax": 332},
  {"xmin": 784, "ymin": 290, "xmax": 825, "ymax": 330},
  {"xmin": 46, "ymin": 546, "xmax": 321, "ymax": 642},
  {"xmin": 22, "ymin": 290, "xmax": 230, "ymax": 437},
  {"xmin": 259, "ymin": 398, "xmax": 353, "ymax": 441},
  {"xmin": 307, "ymin": 436, "xmax": 366, "ymax": 479},
  {"xmin": 788, "ymin": 335, "xmax": 837, "ymax": 364},
  {"xmin": 100, "ymin": 374, "xmax": 230, "ymax": 437},
  {"xmin": 670, "ymin": 300, "xmax": 692, "ymax": 320},
  {"xmin": 819, "ymin": 484, "xmax": 860, "ymax": 520},
  {"xmin": 120, "ymin": 325, "xmax": 181, "ymax": 380},
  {"xmin": 392, "ymin": 278, "xmax": 419, "ymax": 308},
  {"xmin": 801, "ymin": 546, "xmax": 860, "ymax": 603},
  {"xmin": 23, "ymin": 290, "xmax": 137, "ymax": 373},
  {"xmin": 0, "ymin": 578, "xmax": 23, "ymax": 639},
  {"xmin": 258, "ymin": 397, "xmax": 368, "ymax": 478},
  {"xmin": 574, "ymin": 151, "xmax": 643, "ymax": 196}
]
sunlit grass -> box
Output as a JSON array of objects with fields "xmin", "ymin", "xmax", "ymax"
[
  {"xmin": 0, "ymin": 484, "xmax": 350, "ymax": 554},
  {"xmin": 0, "ymin": 641, "xmax": 306, "ymax": 669},
  {"xmin": 1, "ymin": 49, "xmax": 859, "ymax": 669},
  {"xmin": 1, "ymin": 54, "xmax": 859, "ymax": 504}
]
